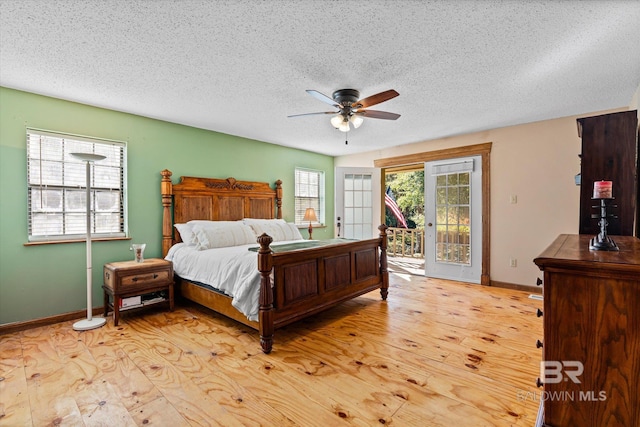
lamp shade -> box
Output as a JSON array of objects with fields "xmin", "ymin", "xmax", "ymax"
[
  {"xmin": 303, "ymin": 207, "xmax": 318, "ymax": 223},
  {"xmin": 330, "ymin": 114, "xmax": 344, "ymax": 128},
  {"xmin": 70, "ymin": 153, "xmax": 106, "ymax": 162},
  {"xmin": 350, "ymin": 114, "xmax": 364, "ymax": 128},
  {"xmin": 330, "ymin": 114, "xmax": 351, "ymax": 132}
]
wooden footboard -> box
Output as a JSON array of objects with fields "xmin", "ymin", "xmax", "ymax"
[{"xmin": 257, "ymin": 225, "xmax": 388, "ymax": 353}]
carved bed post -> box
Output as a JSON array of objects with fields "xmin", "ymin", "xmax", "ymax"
[
  {"xmin": 378, "ymin": 224, "xmax": 389, "ymax": 301},
  {"xmin": 257, "ymin": 233, "xmax": 275, "ymax": 353},
  {"xmin": 275, "ymin": 180, "xmax": 283, "ymax": 219},
  {"xmin": 161, "ymin": 170, "xmax": 173, "ymax": 258}
]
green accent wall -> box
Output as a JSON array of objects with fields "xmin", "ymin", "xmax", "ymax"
[{"xmin": 0, "ymin": 87, "xmax": 334, "ymax": 325}]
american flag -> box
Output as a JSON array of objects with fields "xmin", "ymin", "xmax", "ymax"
[{"xmin": 385, "ymin": 186, "xmax": 408, "ymax": 228}]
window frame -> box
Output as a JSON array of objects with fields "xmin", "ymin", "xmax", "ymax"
[
  {"xmin": 26, "ymin": 128, "xmax": 128, "ymax": 244},
  {"xmin": 294, "ymin": 167, "xmax": 325, "ymax": 227}
]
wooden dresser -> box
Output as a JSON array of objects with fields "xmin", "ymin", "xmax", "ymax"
[{"xmin": 533, "ymin": 234, "xmax": 640, "ymax": 427}]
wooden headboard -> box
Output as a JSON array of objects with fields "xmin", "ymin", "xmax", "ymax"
[{"xmin": 161, "ymin": 169, "xmax": 282, "ymax": 256}]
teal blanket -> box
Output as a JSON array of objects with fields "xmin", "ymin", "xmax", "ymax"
[{"xmin": 249, "ymin": 238, "xmax": 358, "ymax": 253}]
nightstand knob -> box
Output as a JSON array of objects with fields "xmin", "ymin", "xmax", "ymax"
[
  {"xmin": 153, "ymin": 274, "xmax": 158, "ymax": 279},
  {"xmin": 537, "ymin": 308, "xmax": 543, "ymax": 317},
  {"xmin": 536, "ymin": 377, "xmax": 544, "ymax": 388},
  {"xmin": 536, "ymin": 339, "xmax": 543, "ymax": 349},
  {"xmin": 536, "ymin": 277, "xmax": 542, "ymax": 286}
]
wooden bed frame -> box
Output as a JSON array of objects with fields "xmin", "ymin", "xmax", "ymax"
[{"xmin": 160, "ymin": 170, "xmax": 389, "ymax": 353}]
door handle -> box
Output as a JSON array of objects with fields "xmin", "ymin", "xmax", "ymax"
[
  {"xmin": 427, "ymin": 223, "xmax": 433, "ymax": 227},
  {"xmin": 337, "ymin": 216, "xmax": 341, "ymax": 237}
]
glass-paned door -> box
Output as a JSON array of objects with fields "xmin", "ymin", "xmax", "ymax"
[
  {"xmin": 335, "ymin": 167, "xmax": 381, "ymax": 239},
  {"xmin": 424, "ymin": 156, "xmax": 481, "ymax": 283}
]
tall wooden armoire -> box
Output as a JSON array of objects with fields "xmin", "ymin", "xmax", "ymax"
[{"xmin": 577, "ymin": 110, "xmax": 638, "ymax": 237}]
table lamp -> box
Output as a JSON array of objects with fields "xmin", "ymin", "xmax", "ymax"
[{"xmin": 303, "ymin": 207, "xmax": 318, "ymax": 240}]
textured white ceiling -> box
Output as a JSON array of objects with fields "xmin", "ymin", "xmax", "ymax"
[{"xmin": 1, "ymin": 0, "xmax": 639, "ymax": 156}]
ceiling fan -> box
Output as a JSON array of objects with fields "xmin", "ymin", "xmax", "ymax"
[{"xmin": 288, "ymin": 89, "xmax": 400, "ymax": 133}]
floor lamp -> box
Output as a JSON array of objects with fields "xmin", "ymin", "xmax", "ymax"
[{"xmin": 72, "ymin": 152, "xmax": 107, "ymax": 331}]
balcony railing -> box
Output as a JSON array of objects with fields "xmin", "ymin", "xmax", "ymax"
[{"xmin": 387, "ymin": 227, "xmax": 424, "ymax": 258}]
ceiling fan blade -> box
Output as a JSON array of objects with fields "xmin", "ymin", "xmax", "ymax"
[
  {"xmin": 360, "ymin": 110, "xmax": 401, "ymax": 120},
  {"xmin": 306, "ymin": 90, "xmax": 339, "ymax": 107},
  {"xmin": 288, "ymin": 111, "xmax": 336, "ymax": 118},
  {"xmin": 353, "ymin": 89, "xmax": 399, "ymax": 109}
]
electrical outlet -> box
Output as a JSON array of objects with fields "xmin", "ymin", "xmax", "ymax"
[{"xmin": 510, "ymin": 258, "xmax": 517, "ymax": 268}]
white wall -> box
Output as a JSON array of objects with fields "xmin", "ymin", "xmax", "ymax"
[{"xmin": 335, "ymin": 108, "xmax": 630, "ymax": 287}]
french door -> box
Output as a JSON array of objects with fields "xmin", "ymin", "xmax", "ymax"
[
  {"xmin": 424, "ymin": 156, "xmax": 482, "ymax": 283},
  {"xmin": 335, "ymin": 167, "xmax": 381, "ymax": 239}
]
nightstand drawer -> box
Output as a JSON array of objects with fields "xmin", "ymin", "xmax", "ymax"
[
  {"xmin": 120, "ymin": 269, "xmax": 171, "ymax": 287},
  {"xmin": 103, "ymin": 258, "xmax": 174, "ymax": 292}
]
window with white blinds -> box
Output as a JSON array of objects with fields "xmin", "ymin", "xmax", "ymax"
[
  {"xmin": 294, "ymin": 168, "xmax": 324, "ymax": 225},
  {"xmin": 26, "ymin": 129, "xmax": 127, "ymax": 242}
]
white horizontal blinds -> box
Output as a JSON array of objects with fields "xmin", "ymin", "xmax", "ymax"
[
  {"xmin": 294, "ymin": 168, "xmax": 323, "ymax": 225},
  {"xmin": 27, "ymin": 129, "xmax": 126, "ymax": 241},
  {"xmin": 431, "ymin": 160, "xmax": 474, "ymax": 175}
]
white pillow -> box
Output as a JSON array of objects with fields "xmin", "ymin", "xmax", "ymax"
[
  {"xmin": 187, "ymin": 220, "xmax": 227, "ymax": 226},
  {"xmin": 243, "ymin": 218, "xmax": 286, "ymax": 225},
  {"xmin": 244, "ymin": 219, "xmax": 303, "ymax": 242},
  {"xmin": 284, "ymin": 223, "xmax": 304, "ymax": 241},
  {"xmin": 174, "ymin": 223, "xmax": 196, "ymax": 245},
  {"xmin": 191, "ymin": 222, "xmax": 257, "ymax": 250},
  {"xmin": 177, "ymin": 220, "xmax": 232, "ymax": 245}
]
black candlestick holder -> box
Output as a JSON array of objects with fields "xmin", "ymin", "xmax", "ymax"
[{"xmin": 589, "ymin": 198, "xmax": 619, "ymax": 251}]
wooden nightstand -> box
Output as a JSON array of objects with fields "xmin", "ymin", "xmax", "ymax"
[{"xmin": 103, "ymin": 258, "xmax": 174, "ymax": 326}]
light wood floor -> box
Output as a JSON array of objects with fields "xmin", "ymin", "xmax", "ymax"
[{"xmin": 1, "ymin": 270, "xmax": 543, "ymax": 426}]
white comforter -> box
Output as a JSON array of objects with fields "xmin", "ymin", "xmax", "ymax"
[{"xmin": 165, "ymin": 241, "xmax": 300, "ymax": 322}]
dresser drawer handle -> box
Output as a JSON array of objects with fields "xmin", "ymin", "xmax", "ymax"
[
  {"xmin": 536, "ymin": 308, "xmax": 543, "ymax": 317},
  {"xmin": 536, "ymin": 377, "xmax": 544, "ymax": 388},
  {"xmin": 132, "ymin": 277, "xmax": 139, "ymax": 282},
  {"xmin": 536, "ymin": 339, "xmax": 543, "ymax": 349},
  {"xmin": 153, "ymin": 273, "xmax": 158, "ymax": 279}
]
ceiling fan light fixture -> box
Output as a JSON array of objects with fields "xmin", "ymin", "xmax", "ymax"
[
  {"xmin": 291, "ymin": 88, "xmax": 399, "ymax": 137},
  {"xmin": 350, "ymin": 114, "xmax": 364, "ymax": 129},
  {"xmin": 336, "ymin": 115, "xmax": 350, "ymax": 132},
  {"xmin": 330, "ymin": 114, "xmax": 344, "ymax": 128},
  {"xmin": 331, "ymin": 114, "xmax": 350, "ymax": 132}
]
